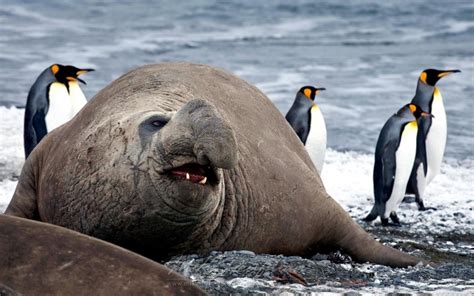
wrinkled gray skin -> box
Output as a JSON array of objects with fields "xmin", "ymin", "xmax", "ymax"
[{"xmin": 7, "ymin": 62, "xmax": 423, "ymax": 267}]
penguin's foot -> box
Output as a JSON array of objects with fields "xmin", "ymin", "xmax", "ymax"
[
  {"xmin": 389, "ymin": 212, "xmax": 401, "ymax": 225},
  {"xmin": 403, "ymin": 195, "xmax": 416, "ymax": 203},
  {"xmin": 415, "ymin": 198, "xmax": 437, "ymax": 211},
  {"xmin": 381, "ymin": 218, "xmax": 402, "ymax": 227},
  {"xmin": 418, "ymin": 205, "xmax": 437, "ymax": 211},
  {"xmin": 363, "ymin": 215, "xmax": 376, "ymax": 222}
]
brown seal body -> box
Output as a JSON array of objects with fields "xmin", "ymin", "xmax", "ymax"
[
  {"xmin": 7, "ymin": 62, "xmax": 423, "ymax": 267},
  {"xmin": 0, "ymin": 214, "xmax": 206, "ymax": 295}
]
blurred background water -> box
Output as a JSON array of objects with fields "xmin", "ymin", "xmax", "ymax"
[{"xmin": 0, "ymin": 0, "xmax": 473, "ymax": 160}]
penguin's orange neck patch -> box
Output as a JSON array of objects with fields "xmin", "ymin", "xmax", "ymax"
[
  {"xmin": 51, "ymin": 64, "xmax": 59, "ymax": 74},
  {"xmin": 303, "ymin": 88, "xmax": 312, "ymax": 100},
  {"xmin": 419, "ymin": 72, "xmax": 427, "ymax": 84}
]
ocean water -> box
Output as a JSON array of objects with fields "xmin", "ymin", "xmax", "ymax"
[{"xmin": 0, "ymin": 0, "xmax": 473, "ymax": 159}]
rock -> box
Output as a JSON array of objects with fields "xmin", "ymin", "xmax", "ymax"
[
  {"xmin": 311, "ymin": 253, "xmax": 329, "ymax": 261},
  {"xmin": 234, "ymin": 250, "xmax": 256, "ymax": 256}
]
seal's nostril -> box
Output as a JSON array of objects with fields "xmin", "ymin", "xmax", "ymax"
[{"xmin": 196, "ymin": 151, "xmax": 210, "ymax": 166}]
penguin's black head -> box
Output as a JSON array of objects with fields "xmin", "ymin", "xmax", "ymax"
[
  {"xmin": 408, "ymin": 103, "xmax": 432, "ymax": 119},
  {"xmin": 50, "ymin": 64, "xmax": 95, "ymax": 86},
  {"xmin": 419, "ymin": 68, "xmax": 461, "ymax": 86},
  {"xmin": 298, "ymin": 86, "xmax": 326, "ymax": 101}
]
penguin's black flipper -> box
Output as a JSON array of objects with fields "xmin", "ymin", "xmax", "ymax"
[
  {"xmin": 297, "ymin": 126, "xmax": 310, "ymax": 144},
  {"xmin": 419, "ymin": 114, "xmax": 433, "ymax": 143},
  {"xmin": 416, "ymin": 119, "xmax": 429, "ymax": 176},
  {"xmin": 380, "ymin": 139, "xmax": 399, "ymax": 204},
  {"xmin": 24, "ymin": 110, "xmax": 47, "ymax": 158},
  {"xmin": 32, "ymin": 110, "xmax": 48, "ymax": 143},
  {"xmin": 23, "ymin": 120, "xmax": 37, "ymax": 159}
]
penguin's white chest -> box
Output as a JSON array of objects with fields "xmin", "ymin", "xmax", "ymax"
[
  {"xmin": 305, "ymin": 105, "xmax": 327, "ymax": 174},
  {"xmin": 68, "ymin": 81, "xmax": 88, "ymax": 115},
  {"xmin": 45, "ymin": 82, "xmax": 87, "ymax": 132},
  {"xmin": 384, "ymin": 121, "xmax": 418, "ymax": 217},
  {"xmin": 425, "ymin": 88, "xmax": 447, "ymax": 184}
]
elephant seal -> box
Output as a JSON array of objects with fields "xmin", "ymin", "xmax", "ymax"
[
  {"xmin": 7, "ymin": 62, "xmax": 423, "ymax": 268},
  {"xmin": 0, "ymin": 215, "xmax": 206, "ymax": 295}
]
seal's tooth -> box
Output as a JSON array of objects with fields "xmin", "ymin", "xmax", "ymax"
[
  {"xmin": 199, "ymin": 177, "xmax": 207, "ymax": 185},
  {"xmin": 186, "ymin": 173, "xmax": 190, "ymax": 180}
]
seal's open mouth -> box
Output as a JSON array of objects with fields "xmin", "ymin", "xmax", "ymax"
[{"xmin": 169, "ymin": 163, "xmax": 217, "ymax": 185}]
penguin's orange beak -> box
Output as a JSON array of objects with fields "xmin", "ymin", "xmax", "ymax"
[
  {"xmin": 315, "ymin": 87, "xmax": 326, "ymax": 95},
  {"xmin": 76, "ymin": 68, "xmax": 95, "ymax": 76},
  {"xmin": 438, "ymin": 69, "xmax": 461, "ymax": 78},
  {"xmin": 75, "ymin": 69, "xmax": 94, "ymax": 84}
]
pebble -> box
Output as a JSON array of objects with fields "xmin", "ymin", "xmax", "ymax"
[
  {"xmin": 341, "ymin": 264, "xmax": 352, "ymax": 271},
  {"xmin": 311, "ymin": 253, "xmax": 329, "ymax": 261},
  {"xmin": 316, "ymin": 260, "xmax": 331, "ymax": 266},
  {"xmin": 344, "ymin": 292, "xmax": 362, "ymax": 296},
  {"xmin": 233, "ymin": 250, "xmax": 256, "ymax": 256}
]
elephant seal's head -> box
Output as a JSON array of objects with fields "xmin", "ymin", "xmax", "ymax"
[{"xmin": 136, "ymin": 98, "xmax": 237, "ymax": 211}]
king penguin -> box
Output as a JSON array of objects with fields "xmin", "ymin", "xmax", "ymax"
[
  {"xmin": 285, "ymin": 86, "xmax": 327, "ymax": 173},
  {"xmin": 405, "ymin": 69, "xmax": 460, "ymax": 211},
  {"xmin": 24, "ymin": 64, "xmax": 94, "ymax": 158},
  {"xmin": 364, "ymin": 103, "xmax": 431, "ymax": 226}
]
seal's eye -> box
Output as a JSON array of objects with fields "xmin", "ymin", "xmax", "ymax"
[
  {"xmin": 141, "ymin": 114, "xmax": 170, "ymax": 132},
  {"xmin": 151, "ymin": 119, "xmax": 167, "ymax": 128}
]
